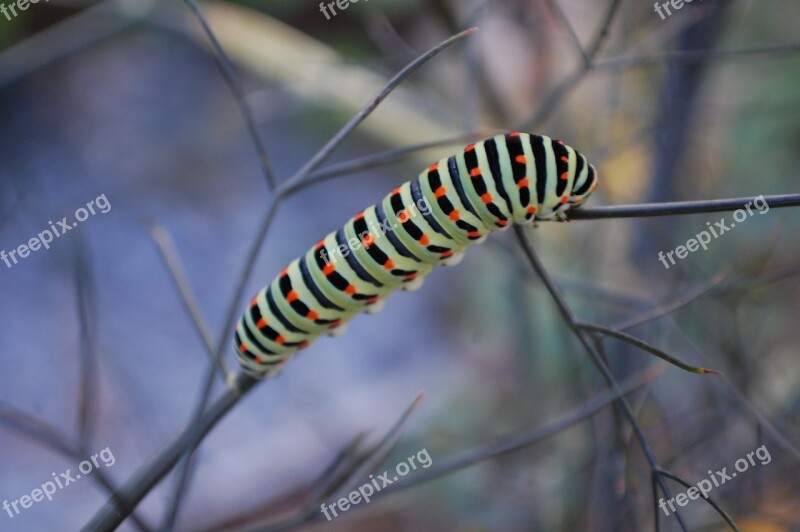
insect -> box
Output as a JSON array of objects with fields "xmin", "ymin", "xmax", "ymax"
[{"xmin": 234, "ymin": 132, "xmax": 598, "ymax": 377}]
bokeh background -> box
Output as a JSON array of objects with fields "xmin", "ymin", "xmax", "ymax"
[{"xmin": 0, "ymin": 0, "xmax": 799, "ymax": 530}]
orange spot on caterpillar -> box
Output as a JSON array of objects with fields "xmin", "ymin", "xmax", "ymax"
[
  {"xmin": 276, "ymin": 335, "xmax": 285, "ymax": 345},
  {"xmin": 362, "ymin": 234, "xmax": 374, "ymax": 247},
  {"xmin": 496, "ymin": 220, "xmax": 508, "ymax": 226},
  {"xmin": 469, "ymin": 167, "xmax": 482, "ymax": 177},
  {"xmin": 298, "ymin": 340, "xmax": 309, "ymax": 349},
  {"xmin": 323, "ymin": 263, "xmax": 335, "ymax": 275},
  {"xmin": 515, "ymin": 155, "xmax": 527, "ymax": 164},
  {"xmin": 518, "ymin": 178, "xmax": 530, "ymax": 189},
  {"xmin": 250, "ymin": 297, "xmax": 258, "ymax": 308},
  {"xmin": 468, "ymin": 231, "xmax": 482, "ymax": 238},
  {"xmin": 528, "ymin": 206, "xmax": 538, "ymax": 214},
  {"xmin": 256, "ymin": 318, "xmax": 267, "ymax": 329},
  {"xmin": 419, "ymin": 234, "xmax": 429, "ymax": 245},
  {"xmin": 428, "ymin": 163, "xmax": 439, "ymax": 172},
  {"xmin": 329, "ymin": 319, "xmax": 342, "ymax": 327},
  {"xmin": 366, "ymin": 296, "xmax": 379, "ymax": 303},
  {"xmin": 315, "ymin": 241, "xmax": 325, "ymax": 250},
  {"xmin": 384, "ymin": 259, "xmax": 395, "ymax": 270},
  {"xmin": 449, "ymin": 210, "xmax": 460, "ymax": 221},
  {"xmin": 509, "ymin": 132, "xmax": 521, "ymax": 137},
  {"xmin": 404, "ymin": 273, "xmax": 418, "ymax": 280},
  {"xmin": 345, "ymin": 284, "xmax": 356, "ymax": 295},
  {"xmin": 560, "ymin": 156, "xmax": 569, "ymax": 162},
  {"xmin": 286, "ymin": 291, "xmax": 298, "ymax": 303},
  {"xmin": 560, "ymin": 172, "xmax": 569, "ymax": 180},
  {"xmin": 465, "ymin": 144, "xmax": 476, "ymax": 152},
  {"xmin": 355, "ymin": 212, "xmax": 365, "ymax": 221},
  {"xmin": 307, "ymin": 310, "xmax": 319, "ymax": 320},
  {"xmin": 560, "ymin": 195, "xmax": 569, "ymax": 203},
  {"xmin": 397, "ymin": 210, "xmax": 410, "ymax": 223},
  {"xmin": 434, "ymin": 187, "xmax": 447, "ymax": 198},
  {"xmin": 280, "ymin": 268, "xmax": 289, "ymax": 277},
  {"xmin": 238, "ymin": 343, "xmax": 247, "ymax": 352},
  {"xmin": 481, "ymin": 192, "xmax": 493, "ymax": 204},
  {"xmin": 441, "ymin": 250, "xmax": 453, "ymax": 258},
  {"xmin": 392, "ymin": 187, "xmax": 401, "ymax": 195}
]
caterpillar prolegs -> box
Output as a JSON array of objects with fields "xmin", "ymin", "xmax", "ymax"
[{"xmin": 234, "ymin": 132, "xmax": 598, "ymax": 377}]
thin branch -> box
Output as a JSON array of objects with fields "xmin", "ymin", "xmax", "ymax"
[
  {"xmin": 70, "ymin": 237, "xmax": 98, "ymax": 448},
  {"xmin": 336, "ymin": 392, "xmax": 425, "ymax": 496},
  {"xmin": 568, "ymin": 193, "xmax": 800, "ymax": 220},
  {"xmin": 575, "ymin": 322, "xmax": 722, "ymax": 375},
  {"xmin": 654, "ymin": 469, "xmax": 740, "ymax": 531},
  {"xmin": 277, "ymin": 27, "xmax": 478, "ymax": 197},
  {"xmin": 542, "ymin": 0, "xmax": 589, "ymax": 64},
  {"xmin": 257, "ymin": 393, "xmax": 425, "ymax": 532},
  {"xmin": 595, "ymin": 41, "xmax": 800, "ymax": 71},
  {"xmin": 614, "ymin": 269, "xmax": 731, "ymax": 331},
  {"xmin": 516, "ymin": 0, "xmax": 622, "ymax": 131},
  {"xmin": 81, "ymin": 371, "xmax": 259, "ymax": 532},
  {"xmin": 146, "ymin": 221, "xmax": 228, "ymax": 382},
  {"xmin": 285, "ymin": 131, "xmax": 486, "ymax": 196},
  {"xmin": 0, "ymin": 403, "xmax": 152, "ymax": 531},
  {"xmin": 179, "ymin": 0, "xmax": 277, "ymax": 189}
]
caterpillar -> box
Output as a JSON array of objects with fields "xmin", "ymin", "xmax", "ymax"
[{"xmin": 234, "ymin": 132, "xmax": 598, "ymax": 378}]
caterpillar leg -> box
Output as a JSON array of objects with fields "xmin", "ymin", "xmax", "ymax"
[
  {"xmin": 401, "ymin": 276, "xmax": 426, "ymax": 292},
  {"xmin": 439, "ymin": 251, "xmax": 465, "ymax": 267}
]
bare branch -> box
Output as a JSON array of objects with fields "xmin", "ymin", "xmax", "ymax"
[
  {"xmin": 576, "ymin": 322, "xmax": 722, "ymax": 375},
  {"xmin": 179, "ymin": 0, "xmax": 277, "ymax": 189},
  {"xmin": 568, "ymin": 193, "xmax": 800, "ymax": 220},
  {"xmin": 146, "ymin": 221, "xmax": 228, "ymax": 382},
  {"xmin": 277, "ymin": 27, "xmax": 478, "ymax": 196}
]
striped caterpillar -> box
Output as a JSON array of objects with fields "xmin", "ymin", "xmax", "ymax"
[{"xmin": 234, "ymin": 132, "xmax": 598, "ymax": 377}]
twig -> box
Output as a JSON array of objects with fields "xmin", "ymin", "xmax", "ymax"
[
  {"xmin": 146, "ymin": 221, "xmax": 229, "ymax": 382},
  {"xmin": 576, "ymin": 322, "xmax": 722, "ymax": 375},
  {"xmin": 614, "ymin": 269, "xmax": 731, "ymax": 331},
  {"xmin": 284, "ymin": 131, "xmax": 487, "ymax": 196},
  {"xmin": 179, "ymin": 0, "xmax": 277, "ymax": 189},
  {"xmin": 70, "ymin": 237, "xmax": 98, "ymax": 448},
  {"xmin": 595, "ymin": 41, "xmax": 800, "ymax": 71},
  {"xmin": 277, "ymin": 27, "xmax": 478, "ymax": 197},
  {"xmin": 81, "ymin": 371, "xmax": 259, "ymax": 532},
  {"xmin": 568, "ymin": 193, "xmax": 800, "ymax": 219},
  {"xmin": 0, "ymin": 403, "xmax": 152, "ymax": 531},
  {"xmin": 654, "ymin": 469, "xmax": 740, "ymax": 531}
]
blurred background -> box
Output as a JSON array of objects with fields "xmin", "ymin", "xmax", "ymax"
[{"xmin": 0, "ymin": 0, "xmax": 799, "ymax": 530}]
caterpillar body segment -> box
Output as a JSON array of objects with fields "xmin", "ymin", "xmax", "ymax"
[{"xmin": 234, "ymin": 132, "xmax": 598, "ymax": 377}]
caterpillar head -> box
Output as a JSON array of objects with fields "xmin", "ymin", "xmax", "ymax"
[
  {"xmin": 536, "ymin": 136, "xmax": 599, "ymax": 221},
  {"xmin": 567, "ymin": 162, "xmax": 598, "ymax": 207}
]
